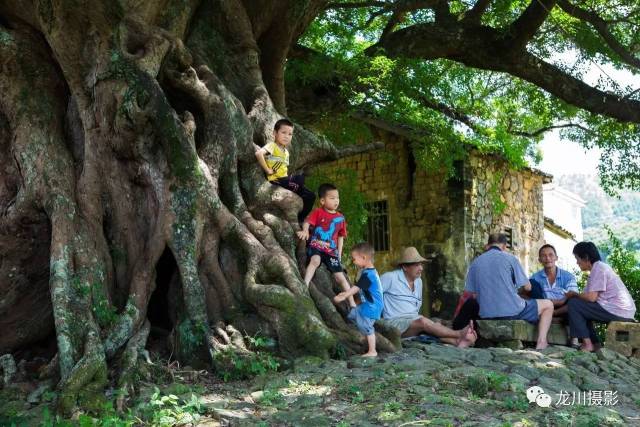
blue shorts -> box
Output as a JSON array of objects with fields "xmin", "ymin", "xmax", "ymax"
[
  {"xmin": 348, "ymin": 307, "xmax": 376, "ymax": 336},
  {"xmin": 308, "ymin": 247, "xmax": 343, "ymax": 273},
  {"xmin": 502, "ymin": 299, "xmax": 539, "ymax": 324}
]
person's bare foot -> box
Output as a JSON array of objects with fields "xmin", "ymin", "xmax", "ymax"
[
  {"xmin": 468, "ymin": 320, "xmax": 476, "ymax": 335},
  {"xmin": 535, "ymin": 342, "xmax": 549, "ymax": 350},
  {"xmin": 361, "ymin": 352, "xmax": 378, "ymax": 357},
  {"xmin": 580, "ymin": 344, "xmax": 595, "ymax": 352},
  {"xmin": 459, "ymin": 323, "xmax": 472, "ymax": 336},
  {"xmin": 457, "ymin": 325, "xmax": 477, "ymax": 348}
]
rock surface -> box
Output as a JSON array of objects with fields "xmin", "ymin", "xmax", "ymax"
[{"xmin": 1, "ymin": 343, "xmax": 640, "ymax": 425}]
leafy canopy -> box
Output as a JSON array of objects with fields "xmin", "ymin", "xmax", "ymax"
[{"xmin": 288, "ymin": 0, "xmax": 640, "ymax": 191}]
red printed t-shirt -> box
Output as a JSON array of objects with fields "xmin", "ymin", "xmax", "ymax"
[{"xmin": 307, "ymin": 208, "xmax": 347, "ymax": 257}]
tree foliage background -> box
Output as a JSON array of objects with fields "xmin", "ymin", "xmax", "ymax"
[{"xmin": 289, "ymin": 0, "xmax": 640, "ymax": 191}]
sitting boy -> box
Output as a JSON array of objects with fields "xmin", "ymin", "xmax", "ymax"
[
  {"xmin": 297, "ymin": 183, "xmax": 355, "ymax": 307},
  {"xmin": 255, "ymin": 118, "xmax": 315, "ymax": 222},
  {"xmin": 334, "ymin": 242, "xmax": 383, "ymax": 357}
]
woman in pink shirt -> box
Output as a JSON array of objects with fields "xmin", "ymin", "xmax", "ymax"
[{"xmin": 566, "ymin": 242, "xmax": 637, "ymax": 352}]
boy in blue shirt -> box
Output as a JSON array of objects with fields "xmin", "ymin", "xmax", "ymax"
[{"xmin": 334, "ymin": 242, "xmax": 383, "ymax": 357}]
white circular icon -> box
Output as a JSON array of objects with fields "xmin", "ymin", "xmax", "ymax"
[
  {"xmin": 526, "ymin": 386, "xmax": 545, "ymax": 403},
  {"xmin": 526, "ymin": 386, "xmax": 552, "ymax": 407},
  {"xmin": 536, "ymin": 393, "xmax": 552, "ymax": 408}
]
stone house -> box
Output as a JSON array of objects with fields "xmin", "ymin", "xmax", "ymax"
[{"xmin": 319, "ymin": 127, "xmax": 551, "ymax": 318}]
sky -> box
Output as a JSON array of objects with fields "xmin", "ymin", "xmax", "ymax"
[
  {"xmin": 536, "ymin": 132, "xmax": 600, "ymax": 177},
  {"xmin": 534, "ymin": 53, "xmax": 639, "ymax": 179}
]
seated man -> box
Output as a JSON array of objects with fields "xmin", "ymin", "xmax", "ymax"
[
  {"xmin": 529, "ymin": 244, "xmax": 578, "ymax": 317},
  {"xmin": 465, "ymin": 233, "xmax": 554, "ymax": 350},
  {"xmin": 381, "ymin": 247, "xmax": 476, "ymax": 348}
]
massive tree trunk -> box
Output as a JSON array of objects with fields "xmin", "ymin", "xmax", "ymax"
[{"xmin": 0, "ymin": 0, "xmax": 395, "ymax": 412}]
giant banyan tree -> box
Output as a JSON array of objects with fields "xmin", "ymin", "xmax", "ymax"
[{"xmin": 2, "ymin": 0, "xmax": 640, "ymax": 412}]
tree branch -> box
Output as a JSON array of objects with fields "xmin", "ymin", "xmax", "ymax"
[
  {"xmin": 414, "ymin": 93, "xmax": 480, "ymax": 131},
  {"xmin": 414, "ymin": 91, "xmax": 585, "ymax": 140},
  {"xmin": 557, "ymin": 0, "xmax": 640, "ymax": 71},
  {"xmin": 293, "ymin": 123, "xmax": 384, "ymax": 169},
  {"xmin": 326, "ymin": 1, "xmax": 388, "ymax": 9},
  {"xmin": 506, "ymin": 0, "xmax": 557, "ymax": 51},
  {"xmin": 372, "ymin": 22, "xmax": 640, "ymax": 123},
  {"xmin": 462, "ymin": 0, "xmax": 492, "ymax": 25},
  {"xmin": 508, "ymin": 122, "xmax": 592, "ymax": 137},
  {"xmin": 300, "ymin": 141, "xmax": 384, "ymax": 169}
]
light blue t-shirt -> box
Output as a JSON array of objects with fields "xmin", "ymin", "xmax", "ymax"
[
  {"xmin": 381, "ymin": 269, "xmax": 422, "ymax": 319},
  {"xmin": 464, "ymin": 247, "xmax": 529, "ymax": 318},
  {"xmin": 356, "ymin": 268, "xmax": 383, "ymax": 319},
  {"xmin": 530, "ymin": 267, "xmax": 578, "ymax": 300}
]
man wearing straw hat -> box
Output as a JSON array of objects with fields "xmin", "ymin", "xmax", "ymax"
[{"xmin": 380, "ymin": 247, "xmax": 477, "ymax": 347}]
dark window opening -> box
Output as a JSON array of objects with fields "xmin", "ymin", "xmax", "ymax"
[
  {"xmin": 365, "ymin": 200, "xmax": 390, "ymax": 252},
  {"xmin": 407, "ymin": 149, "xmax": 417, "ymax": 202},
  {"xmin": 616, "ymin": 331, "xmax": 630, "ymax": 342},
  {"xmin": 503, "ymin": 227, "xmax": 513, "ymax": 249}
]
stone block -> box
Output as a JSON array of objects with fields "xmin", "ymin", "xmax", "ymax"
[
  {"xmin": 605, "ymin": 321, "xmax": 640, "ymax": 358},
  {"xmin": 477, "ymin": 320, "xmax": 568, "ymax": 345}
]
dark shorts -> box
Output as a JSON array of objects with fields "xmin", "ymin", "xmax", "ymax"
[
  {"xmin": 348, "ymin": 307, "xmax": 376, "ymax": 336},
  {"xmin": 308, "ymin": 247, "xmax": 343, "ymax": 273},
  {"xmin": 505, "ymin": 300, "xmax": 540, "ymax": 324}
]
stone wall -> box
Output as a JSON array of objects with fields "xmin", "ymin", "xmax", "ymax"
[
  {"xmin": 318, "ymin": 132, "xmax": 548, "ymax": 317},
  {"xmin": 319, "ymin": 130, "xmax": 465, "ymax": 317},
  {"xmin": 464, "ymin": 152, "xmax": 548, "ymax": 275}
]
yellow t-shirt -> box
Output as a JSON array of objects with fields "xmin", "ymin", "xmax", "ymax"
[{"xmin": 264, "ymin": 141, "xmax": 289, "ymax": 181}]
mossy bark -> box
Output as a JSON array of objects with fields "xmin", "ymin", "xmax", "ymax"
[{"xmin": 0, "ymin": 0, "xmax": 394, "ymax": 413}]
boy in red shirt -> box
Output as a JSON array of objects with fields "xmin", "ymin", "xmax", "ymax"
[{"xmin": 297, "ymin": 183, "xmax": 355, "ymax": 308}]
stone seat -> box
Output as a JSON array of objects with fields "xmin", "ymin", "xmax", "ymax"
[
  {"xmin": 605, "ymin": 321, "xmax": 640, "ymax": 358},
  {"xmin": 476, "ymin": 319, "xmax": 568, "ymax": 348}
]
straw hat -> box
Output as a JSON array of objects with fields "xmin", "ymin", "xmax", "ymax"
[{"xmin": 395, "ymin": 247, "xmax": 428, "ymax": 266}]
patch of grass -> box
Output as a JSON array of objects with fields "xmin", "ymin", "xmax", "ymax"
[
  {"xmin": 438, "ymin": 394, "xmax": 456, "ymax": 406},
  {"xmin": 487, "ymin": 371, "xmax": 510, "ymax": 392},
  {"xmin": 563, "ymin": 351, "xmax": 581, "ymax": 364},
  {"xmin": 384, "ymin": 401, "xmax": 403, "ymax": 412},
  {"xmin": 502, "ymin": 395, "xmax": 529, "ymax": 412},
  {"xmin": 257, "ymin": 389, "xmax": 286, "ymax": 408},
  {"xmin": 346, "ymin": 384, "xmax": 365, "ymax": 403},
  {"xmin": 467, "ymin": 375, "xmax": 489, "ymax": 398},
  {"xmin": 134, "ymin": 388, "xmax": 206, "ymax": 426},
  {"xmin": 336, "ymin": 382, "xmax": 366, "ymax": 404},
  {"xmin": 213, "ymin": 334, "xmax": 281, "ymax": 381}
]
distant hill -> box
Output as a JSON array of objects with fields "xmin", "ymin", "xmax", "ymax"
[{"xmin": 554, "ymin": 174, "xmax": 640, "ymax": 256}]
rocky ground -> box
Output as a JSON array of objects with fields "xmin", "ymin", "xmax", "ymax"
[{"xmin": 2, "ymin": 342, "xmax": 640, "ymax": 426}]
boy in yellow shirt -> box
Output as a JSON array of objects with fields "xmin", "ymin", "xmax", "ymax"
[{"xmin": 255, "ymin": 119, "xmax": 315, "ymax": 222}]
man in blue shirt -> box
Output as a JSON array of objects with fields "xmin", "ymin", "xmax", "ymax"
[
  {"xmin": 529, "ymin": 244, "xmax": 579, "ymax": 316},
  {"xmin": 464, "ymin": 233, "xmax": 554, "ymax": 350},
  {"xmin": 381, "ymin": 247, "xmax": 477, "ymax": 348}
]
